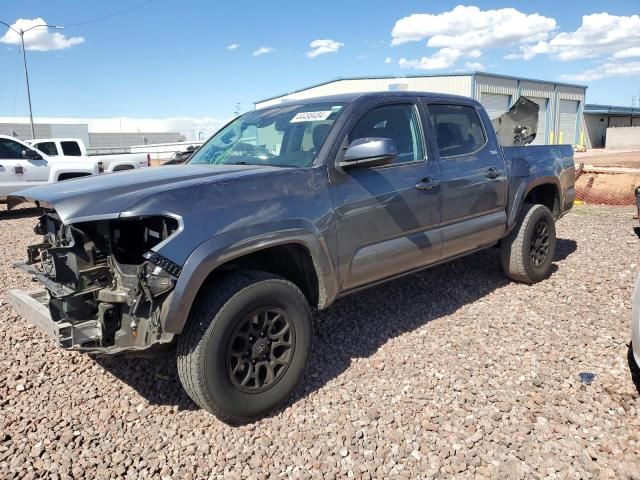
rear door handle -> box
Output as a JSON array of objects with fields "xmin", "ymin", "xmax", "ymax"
[
  {"xmin": 484, "ymin": 167, "xmax": 500, "ymax": 179},
  {"xmin": 415, "ymin": 178, "xmax": 440, "ymax": 191}
]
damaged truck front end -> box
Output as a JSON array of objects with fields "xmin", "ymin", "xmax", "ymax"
[{"xmin": 13, "ymin": 209, "xmax": 182, "ymax": 354}]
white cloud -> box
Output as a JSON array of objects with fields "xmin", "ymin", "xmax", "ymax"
[
  {"xmin": 306, "ymin": 39, "xmax": 344, "ymax": 58},
  {"xmin": 0, "ymin": 18, "xmax": 84, "ymax": 51},
  {"xmin": 464, "ymin": 61, "xmax": 485, "ymax": 70},
  {"xmin": 391, "ymin": 6, "xmax": 555, "ymax": 69},
  {"xmin": 560, "ymin": 61, "xmax": 640, "ymax": 82},
  {"xmin": 227, "ymin": 43, "xmax": 239, "ymax": 50},
  {"xmin": 384, "ymin": 57, "xmax": 393, "ymax": 64},
  {"xmin": 516, "ymin": 13, "xmax": 640, "ymax": 61},
  {"xmin": 399, "ymin": 48, "xmax": 462, "ymax": 70},
  {"xmin": 613, "ymin": 47, "xmax": 640, "ymax": 59},
  {"xmin": 253, "ymin": 46, "xmax": 274, "ymax": 56}
]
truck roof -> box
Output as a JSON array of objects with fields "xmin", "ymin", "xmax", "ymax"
[{"xmin": 257, "ymin": 90, "xmax": 481, "ymax": 110}]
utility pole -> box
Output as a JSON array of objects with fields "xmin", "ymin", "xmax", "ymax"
[
  {"xmin": 234, "ymin": 102, "xmax": 241, "ymax": 117},
  {"xmin": 20, "ymin": 33, "xmax": 35, "ymax": 139},
  {"xmin": 1, "ymin": 21, "xmax": 64, "ymax": 139}
]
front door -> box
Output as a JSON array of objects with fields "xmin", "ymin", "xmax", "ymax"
[
  {"xmin": 425, "ymin": 102, "xmax": 508, "ymax": 259},
  {"xmin": 332, "ymin": 100, "xmax": 442, "ymax": 291},
  {"xmin": 0, "ymin": 137, "xmax": 27, "ymax": 198}
]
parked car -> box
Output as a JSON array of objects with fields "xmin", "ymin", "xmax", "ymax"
[
  {"xmin": 7, "ymin": 91, "xmax": 575, "ymax": 423},
  {"xmin": 162, "ymin": 146, "xmax": 199, "ymax": 165},
  {"xmin": 26, "ymin": 138, "xmax": 150, "ymax": 172},
  {"xmin": 0, "ymin": 134, "xmax": 100, "ymax": 202}
]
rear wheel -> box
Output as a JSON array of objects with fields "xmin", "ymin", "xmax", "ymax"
[
  {"xmin": 500, "ymin": 203, "xmax": 556, "ymax": 283},
  {"xmin": 176, "ymin": 271, "xmax": 313, "ymax": 424}
]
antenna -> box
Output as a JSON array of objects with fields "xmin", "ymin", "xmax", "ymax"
[{"xmin": 234, "ymin": 102, "xmax": 241, "ymax": 117}]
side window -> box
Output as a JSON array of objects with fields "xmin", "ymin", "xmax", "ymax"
[
  {"xmin": 35, "ymin": 142, "xmax": 59, "ymax": 156},
  {"xmin": 0, "ymin": 138, "xmax": 25, "ymax": 159},
  {"xmin": 350, "ymin": 104, "xmax": 424, "ymax": 164},
  {"xmin": 61, "ymin": 141, "xmax": 82, "ymax": 156},
  {"xmin": 429, "ymin": 104, "xmax": 487, "ymax": 157}
]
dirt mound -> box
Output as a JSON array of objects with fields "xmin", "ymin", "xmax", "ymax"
[{"xmin": 575, "ymin": 171, "xmax": 640, "ymax": 205}]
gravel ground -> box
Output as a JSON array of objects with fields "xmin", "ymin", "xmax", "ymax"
[{"xmin": 1, "ymin": 204, "xmax": 639, "ymax": 479}]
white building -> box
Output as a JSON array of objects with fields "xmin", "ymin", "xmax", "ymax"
[
  {"xmin": 255, "ymin": 72, "xmax": 588, "ymax": 146},
  {"xmin": 0, "ymin": 116, "xmax": 225, "ymax": 147}
]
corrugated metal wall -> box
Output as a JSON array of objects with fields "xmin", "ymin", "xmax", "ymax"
[
  {"xmin": 50, "ymin": 124, "xmax": 91, "ymax": 146},
  {"xmin": 474, "ymin": 75, "xmax": 586, "ymax": 145},
  {"xmin": 89, "ymin": 132, "xmax": 182, "ymax": 148},
  {"xmin": 0, "ymin": 123, "xmax": 54, "ymax": 140},
  {"xmin": 256, "ymin": 74, "xmax": 587, "ymax": 146},
  {"xmin": 256, "ymin": 76, "xmax": 473, "ymax": 108},
  {"xmin": 609, "ymin": 116, "xmax": 632, "ymax": 128}
]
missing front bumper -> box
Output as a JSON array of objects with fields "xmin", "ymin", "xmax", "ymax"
[
  {"xmin": 6, "ymin": 288, "xmax": 172, "ymax": 354},
  {"xmin": 7, "ymin": 289, "xmax": 100, "ymax": 349}
]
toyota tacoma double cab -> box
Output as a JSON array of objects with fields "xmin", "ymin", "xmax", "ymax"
[{"xmin": 7, "ymin": 92, "xmax": 575, "ymax": 423}]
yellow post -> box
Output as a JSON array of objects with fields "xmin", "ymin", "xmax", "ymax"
[
  {"xmin": 549, "ymin": 131, "xmax": 555, "ymax": 144},
  {"xmin": 559, "ymin": 131, "xmax": 564, "ymax": 144},
  {"xmin": 580, "ymin": 131, "xmax": 585, "ymax": 146}
]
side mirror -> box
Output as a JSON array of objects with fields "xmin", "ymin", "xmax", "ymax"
[
  {"xmin": 22, "ymin": 149, "xmax": 43, "ymax": 160},
  {"xmin": 338, "ymin": 137, "xmax": 398, "ymax": 171}
]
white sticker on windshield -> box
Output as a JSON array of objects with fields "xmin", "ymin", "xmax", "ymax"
[{"xmin": 290, "ymin": 111, "xmax": 333, "ymax": 123}]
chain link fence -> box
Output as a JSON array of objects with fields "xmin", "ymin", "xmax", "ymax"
[{"xmin": 575, "ymin": 164, "xmax": 640, "ymax": 206}]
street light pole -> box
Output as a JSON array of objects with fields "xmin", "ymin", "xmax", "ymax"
[
  {"xmin": 19, "ymin": 32, "xmax": 36, "ymax": 139},
  {"xmin": 1, "ymin": 21, "xmax": 64, "ymax": 139}
]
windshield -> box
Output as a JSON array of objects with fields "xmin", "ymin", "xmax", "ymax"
[{"xmin": 188, "ymin": 102, "xmax": 344, "ymax": 168}]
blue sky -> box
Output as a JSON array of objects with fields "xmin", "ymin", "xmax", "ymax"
[{"xmin": 1, "ymin": 0, "xmax": 639, "ymax": 121}]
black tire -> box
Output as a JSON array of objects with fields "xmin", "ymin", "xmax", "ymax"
[
  {"xmin": 176, "ymin": 271, "xmax": 313, "ymax": 424},
  {"xmin": 500, "ymin": 203, "xmax": 556, "ymax": 283}
]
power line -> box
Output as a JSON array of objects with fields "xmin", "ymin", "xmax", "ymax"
[{"xmin": 65, "ymin": 0, "xmax": 156, "ymax": 28}]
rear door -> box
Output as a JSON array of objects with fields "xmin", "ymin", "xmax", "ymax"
[
  {"xmin": 481, "ymin": 93, "xmax": 511, "ymax": 120},
  {"xmin": 424, "ymin": 101, "xmax": 508, "ymax": 259},
  {"xmin": 332, "ymin": 98, "xmax": 442, "ymax": 290},
  {"xmin": 527, "ymin": 97, "xmax": 549, "ymax": 145},
  {"xmin": 559, "ymin": 100, "xmax": 579, "ymax": 145}
]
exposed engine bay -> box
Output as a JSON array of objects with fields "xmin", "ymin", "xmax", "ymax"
[{"xmin": 17, "ymin": 210, "xmax": 181, "ymax": 353}]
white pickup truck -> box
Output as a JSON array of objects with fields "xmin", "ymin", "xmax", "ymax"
[
  {"xmin": 1, "ymin": 135, "xmax": 101, "ymax": 201},
  {"xmin": 26, "ymin": 138, "xmax": 150, "ymax": 173}
]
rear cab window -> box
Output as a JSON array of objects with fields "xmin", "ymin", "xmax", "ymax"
[
  {"xmin": 428, "ymin": 104, "xmax": 487, "ymax": 158},
  {"xmin": 35, "ymin": 142, "xmax": 59, "ymax": 156},
  {"xmin": 61, "ymin": 141, "xmax": 82, "ymax": 156}
]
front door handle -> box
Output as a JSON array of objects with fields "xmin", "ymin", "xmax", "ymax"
[
  {"xmin": 415, "ymin": 178, "xmax": 440, "ymax": 191},
  {"xmin": 484, "ymin": 167, "xmax": 500, "ymax": 179}
]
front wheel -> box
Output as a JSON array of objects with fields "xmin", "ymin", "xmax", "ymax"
[
  {"xmin": 176, "ymin": 271, "xmax": 313, "ymax": 424},
  {"xmin": 500, "ymin": 203, "xmax": 557, "ymax": 283}
]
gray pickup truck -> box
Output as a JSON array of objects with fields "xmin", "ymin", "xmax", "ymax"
[{"xmin": 7, "ymin": 92, "xmax": 575, "ymax": 423}]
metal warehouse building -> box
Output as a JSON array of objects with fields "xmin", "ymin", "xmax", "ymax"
[
  {"xmin": 583, "ymin": 104, "xmax": 640, "ymax": 149},
  {"xmin": 0, "ymin": 119, "xmax": 182, "ymax": 150},
  {"xmin": 255, "ymin": 72, "xmax": 588, "ymax": 146}
]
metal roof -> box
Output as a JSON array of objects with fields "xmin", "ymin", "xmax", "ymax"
[
  {"xmin": 585, "ymin": 104, "xmax": 640, "ymax": 116},
  {"xmin": 254, "ymin": 71, "xmax": 588, "ymax": 105}
]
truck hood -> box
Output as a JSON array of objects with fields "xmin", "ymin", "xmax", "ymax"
[{"xmin": 8, "ymin": 164, "xmax": 280, "ymax": 223}]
